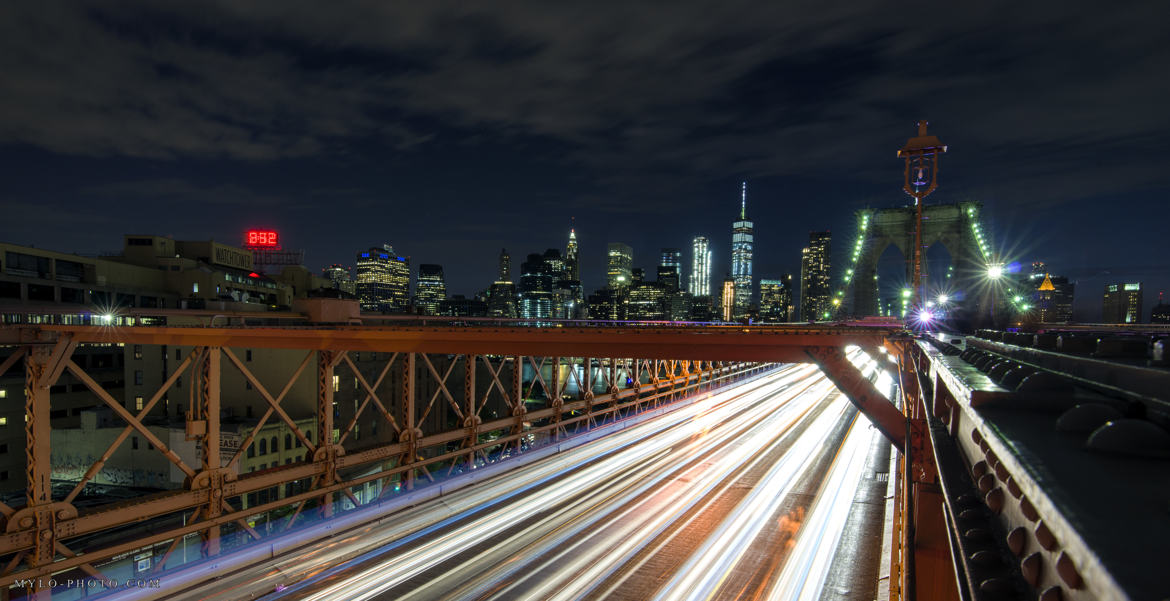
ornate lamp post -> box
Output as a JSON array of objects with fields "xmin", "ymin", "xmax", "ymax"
[{"xmin": 898, "ymin": 121, "xmax": 947, "ymax": 315}]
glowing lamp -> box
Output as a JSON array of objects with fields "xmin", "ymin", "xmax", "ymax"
[
  {"xmin": 987, "ymin": 264, "xmax": 1004, "ymax": 279},
  {"xmin": 937, "ymin": 294, "xmax": 949, "ymax": 304}
]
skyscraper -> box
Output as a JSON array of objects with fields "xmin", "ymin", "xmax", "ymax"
[
  {"xmin": 759, "ymin": 276, "xmax": 794, "ymax": 322},
  {"xmin": 689, "ymin": 236, "xmax": 711, "ymax": 297},
  {"xmin": 1035, "ymin": 273, "xmax": 1075, "ymax": 323},
  {"xmin": 322, "ymin": 264, "xmax": 355, "ymax": 295},
  {"xmin": 1103, "ymin": 282, "xmax": 1143, "ymax": 323},
  {"xmin": 413, "ymin": 264, "xmax": 447, "ymax": 315},
  {"xmin": 607, "ymin": 243, "xmax": 633, "ymax": 291},
  {"xmin": 518, "ymin": 253, "xmax": 553, "ymax": 320},
  {"xmin": 661, "ymin": 248, "xmax": 682, "ymax": 271},
  {"xmin": 566, "ymin": 225, "xmax": 580, "ymax": 282},
  {"xmin": 800, "ymin": 231, "xmax": 831, "ymax": 321},
  {"xmin": 720, "ymin": 278, "xmax": 736, "ymax": 322},
  {"xmin": 730, "ymin": 182, "xmax": 754, "ymax": 319},
  {"xmin": 498, "ymin": 248, "xmax": 511, "ymax": 282},
  {"xmin": 488, "ymin": 248, "xmax": 517, "ymax": 319},
  {"xmin": 355, "ymin": 245, "xmax": 410, "ymax": 313}
]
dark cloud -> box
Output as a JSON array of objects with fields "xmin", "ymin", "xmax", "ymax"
[{"xmin": 0, "ymin": 1, "xmax": 1167, "ymax": 312}]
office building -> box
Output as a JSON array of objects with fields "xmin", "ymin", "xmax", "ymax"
[
  {"xmin": 439, "ymin": 295, "xmax": 488, "ymax": 317},
  {"xmin": 628, "ymin": 281, "xmax": 667, "ymax": 320},
  {"xmin": 322, "ymin": 264, "xmax": 356, "ymax": 296},
  {"xmin": 488, "ymin": 248, "xmax": 517, "ymax": 318},
  {"xmin": 760, "ymin": 276, "xmax": 794, "ymax": 322},
  {"xmin": 413, "ymin": 264, "xmax": 447, "ymax": 315},
  {"xmin": 658, "ymin": 248, "xmax": 682, "ymax": 293},
  {"xmin": 1102, "ymin": 282, "xmax": 1143, "ymax": 324},
  {"xmin": 661, "ymin": 248, "xmax": 682, "ymax": 272},
  {"xmin": 498, "ymin": 248, "xmax": 511, "ymax": 282},
  {"xmin": 1034, "ymin": 273, "xmax": 1075, "ymax": 323},
  {"xmin": 587, "ymin": 288, "xmax": 625, "ymax": 320},
  {"xmin": 566, "ymin": 226, "xmax": 580, "ymax": 282},
  {"xmin": 720, "ymin": 278, "xmax": 736, "ymax": 322},
  {"xmin": 689, "ymin": 236, "xmax": 711, "ymax": 297},
  {"xmin": 730, "ymin": 182, "xmax": 754, "ymax": 319},
  {"xmin": 607, "ymin": 243, "xmax": 633, "ymax": 291},
  {"xmin": 518, "ymin": 254, "xmax": 553, "ymax": 320},
  {"xmin": 1151, "ymin": 293, "xmax": 1169, "ymax": 324},
  {"xmin": 355, "ymin": 245, "xmax": 410, "ymax": 313},
  {"xmin": 657, "ymin": 265, "xmax": 680, "ymax": 293},
  {"xmin": 800, "ymin": 231, "xmax": 831, "ymax": 320}
]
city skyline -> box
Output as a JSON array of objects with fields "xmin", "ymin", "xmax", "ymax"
[{"xmin": 1, "ymin": 3, "xmax": 1168, "ymax": 319}]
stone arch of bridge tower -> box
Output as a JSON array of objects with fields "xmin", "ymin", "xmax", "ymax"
[{"xmin": 848, "ymin": 201, "xmax": 982, "ymax": 317}]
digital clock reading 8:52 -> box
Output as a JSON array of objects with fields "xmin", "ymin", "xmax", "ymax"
[{"xmin": 245, "ymin": 230, "xmax": 279, "ymax": 247}]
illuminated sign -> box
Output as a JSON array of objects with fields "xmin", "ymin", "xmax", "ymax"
[
  {"xmin": 245, "ymin": 229, "xmax": 279, "ymax": 247},
  {"xmin": 1124, "ymin": 283, "xmax": 1140, "ymax": 291}
]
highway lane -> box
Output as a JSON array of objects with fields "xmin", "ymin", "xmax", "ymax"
[{"xmin": 167, "ymin": 359, "xmax": 885, "ymax": 601}]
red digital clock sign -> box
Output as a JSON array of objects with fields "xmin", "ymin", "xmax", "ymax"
[{"xmin": 245, "ymin": 229, "xmax": 279, "ymax": 247}]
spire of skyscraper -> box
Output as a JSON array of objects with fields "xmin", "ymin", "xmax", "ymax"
[
  {"xmin": 566, "ymin": 218, "xmax": 580, "ymax": 282},
  {"xmin": 498, "ymin": 248, "xmax": 511, "ymax": 283},
  {"xmin": 741, "ymin": 181, "xmax": 747, "ymax": 219}
]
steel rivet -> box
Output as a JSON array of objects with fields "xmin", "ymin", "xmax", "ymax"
[
  {"xmin": 1035, "ymin": 521, "xmax": 1057, "ymax": 551},
  {"xmin": 985, "ymin": 487, "xmax": 1005, "ymax": 514},
  {"xmin": 1021, "ymin": 552, "xmax": 1042, "ymax": 586},
  {"xmin": 970, "ymin": 550, "xmax": 1000, "ymax": 566},
  {"xmin": 1056, "ymin": 553, "xmax": 1083, "ymax": 589},
  {"xmin": 1007, "ymin": 526, "xmax": 1028, "ymax": 556},
  {"xmin": 1021, "ymin": 497, "xmax": 1039, "ymax": 522},
  {"xmin": 1006, "ymin": 477, "xmax": 1022, "ymax": 499},
  {"xmin": 979, "ymin": 577, "xmax": 1014, "ymax": 595}
]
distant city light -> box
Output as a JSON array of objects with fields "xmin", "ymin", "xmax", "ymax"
[{"xmin": 937, "ymin": 294, "xmax": 949, "ymax": 304}]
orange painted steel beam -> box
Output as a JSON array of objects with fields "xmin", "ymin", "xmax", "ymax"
[
  {"xmin": 12, "ymin": 324, "xmax": 893, "ymax": 363},
  {"xmin": 806, "ymin": 346, "xmax": 906, "ymax": 452}
]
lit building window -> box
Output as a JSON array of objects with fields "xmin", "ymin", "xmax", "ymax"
[
  {"xmin": 192, "ymin": 283, "xmax": 199, "ymax": 294},
  {"xmin": 332, "ymin": 375, "xmax": 339, "ymax": 392},
  {"xmin": 135, "ymin": 396, "xmax": 144, "ymax": 411}
]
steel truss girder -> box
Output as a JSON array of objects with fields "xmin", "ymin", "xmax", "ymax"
[
  {"xmin": 805, "ymin": 346, "xmax": 906, "ymax": 452},
  {"xmin": 0, "ymin": 337, "xmax": 774, "ymax": 592}
]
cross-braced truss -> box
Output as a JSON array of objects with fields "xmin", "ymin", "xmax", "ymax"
[{"xmin": 0, "ymin": 332, "xmax": 778, "ymax": 597}]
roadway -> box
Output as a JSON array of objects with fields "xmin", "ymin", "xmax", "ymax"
[{"xmin": 167, "ymin": 361, "xmax": 889, "ymax": 601}]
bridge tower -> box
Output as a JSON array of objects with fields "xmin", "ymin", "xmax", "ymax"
[{"xmin": 840, "ymin": 201, "xmax": 992, "ymax": 318}]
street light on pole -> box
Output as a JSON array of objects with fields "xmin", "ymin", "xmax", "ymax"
[{"xmin": 898, "ymin": 121, "xmax": 947, "ymax": 318}]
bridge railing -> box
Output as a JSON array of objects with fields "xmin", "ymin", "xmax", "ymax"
[{"xmin": 0, "ymin": 328, "xmax": 773, "ymax": 599}]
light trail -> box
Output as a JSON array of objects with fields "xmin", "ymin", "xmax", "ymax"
[{"xmin": 169, "ymin": 359, "xmax": 889, "ymax": 601}]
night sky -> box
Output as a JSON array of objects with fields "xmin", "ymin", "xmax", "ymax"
[{"xmin": 2, "ymin": 2, "xmax": 1168, "ymax": 319}]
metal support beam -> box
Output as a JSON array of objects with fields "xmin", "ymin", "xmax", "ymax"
[
  {"xmin": 199, "ymin": 347, "xmax": 222, "ymax": 557},
  {"xmin": 805, "ymin": 346, "xmax": 906, "ymax": 452}
]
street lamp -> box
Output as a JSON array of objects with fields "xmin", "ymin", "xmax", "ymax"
[
  {"xmin": 987, "ymin": 264, "xmax": 1004, "ymax": 280},
  {"xmin": 898, "ymin": 121, "xmax": 947, "ymax": 311}
]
